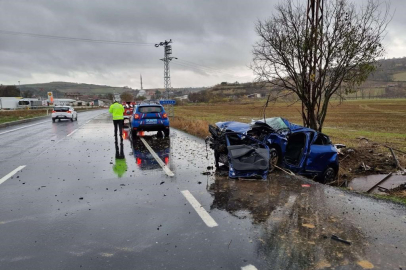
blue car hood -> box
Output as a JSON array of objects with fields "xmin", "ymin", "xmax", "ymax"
[
  {"xmin": 216, "ymin": 119, "xmax": 315, "ymax": 135},
  {"xmin": 215, "ymin": 121, "xmax": 251, "ymax": 134}
]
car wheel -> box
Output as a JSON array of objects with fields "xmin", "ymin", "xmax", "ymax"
[
  {"xmin": 157, "ymin": 131, "xmax": 163, "ymax": 138},
  {"xmin": 164, "ymin": 129, "xmax": 170, "ymax": 137},
  {"xmin": 321, "ymin": 167, "xmax": 336, "ymax": 184},
  {"xmin": 76, "ymin": 115, "xmax": 78, "ymax": 121},
  {"xmin": 52, "ymin": 118, "xmax": 55, "ymax": 123},
  {"xmin": 269, "ymin": 148, "xmax": 279, "ymax": 172}
]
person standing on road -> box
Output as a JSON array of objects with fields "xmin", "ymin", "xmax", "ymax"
[{"xmin": 109, "ymin": 101, "xmax": 124, "ymax": 142}]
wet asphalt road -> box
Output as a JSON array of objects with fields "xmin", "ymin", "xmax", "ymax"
[{"xmin": 0, "ymin": 111, "xmax": 405, "ymax": 270}]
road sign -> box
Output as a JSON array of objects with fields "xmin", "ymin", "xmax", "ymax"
[{"xmin": 159, "ymin": 100, "xmax": 176, "ymax": 105}]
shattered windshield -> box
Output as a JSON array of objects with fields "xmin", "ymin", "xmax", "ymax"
[{"xmin": 264, "ymin": 117, "xmax": 288, "ymax": 130}]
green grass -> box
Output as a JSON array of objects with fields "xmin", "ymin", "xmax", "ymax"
[
  {"xmin": 0, "ymin": 110, "xmax": 48, "ymax": 124},
  {"xmin": 392, "ymin": 71, "xmax": 406, "ymax": 81},
  {"xmin": 174, "ymin": 98, "xmax": 406, "ymax": 151},
  {"xmin": 373, "ymin": 194, "xmax": 406, "ymax": 205}
]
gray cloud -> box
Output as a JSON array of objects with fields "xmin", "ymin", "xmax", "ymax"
[{"xmin": 0, "ymin": 0, "xmax": 404, "ymax": 89}]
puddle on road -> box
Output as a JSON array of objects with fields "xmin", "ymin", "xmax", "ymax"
[{"xmin": 349, "ymin": 174, "xmax": 406, "ymax": 193}]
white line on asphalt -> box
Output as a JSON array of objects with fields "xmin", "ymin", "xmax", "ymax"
[
  {"xmin": 140, "ymin": 137, "xmax": 174, "ymax": 177},
  {"xmin": 181, "ymin": 190, "xmax": 218, "ymax": 228},
  {"xmin": 0, "ymin": 166, "xmax": 26, "ymax": 185},
  {"xmin": 0, "ymin": 121, "xmax": 48, "ymax": 136},
  {"xmin": 241, "ymin": 265, "xmax": 258, "ymax": 270},
  {"xmin": 67, "ymin": 129, "xmax": 78, "ymax": 137}
]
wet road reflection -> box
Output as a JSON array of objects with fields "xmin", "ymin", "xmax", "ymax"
[
  {"xmin": 208, "ymin": 173, "xmax": 372, "ymax": 269},
  {"xmin": 124, "ymin": 129, "xmax": 171, "ymax": 170},
  {"xmin": 112, "ymin": 141, "xmax": 127, "ymax": 177}
]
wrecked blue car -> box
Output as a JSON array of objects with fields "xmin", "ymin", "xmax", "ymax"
[
  {"xmin": 209, "ymin": 117, "xmax": 339, "ymax": 183},
  {"xmin": 207, "ymin": 124, "xmax": 270, "ymax": 179}
]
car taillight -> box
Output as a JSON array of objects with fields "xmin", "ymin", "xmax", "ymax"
[
  {"xmin": 52, "ymin": 110, "xmax": 56, "ymax": 113},
  {"xmin": 67, "ymin": 110, "xmax": 71, "ymax": 114},
  {"xmin": 164, "ymin": 157, "xmax": 169, "ymax": 164},
  {"xmin": 134, "ymin": 114, "xmax": 140, "ymax": 119},
  {"xmin": 162, "ymin": 113, "xmax": 168, "ymax": 119},
  {"xmin": 136, "ymin": 158, "xmax": 142, "ymax": 165}
]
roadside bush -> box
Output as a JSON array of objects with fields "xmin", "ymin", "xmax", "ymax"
[{"xmin": 171, "ymin": 116, "xmax": 209, "ymax": 139}]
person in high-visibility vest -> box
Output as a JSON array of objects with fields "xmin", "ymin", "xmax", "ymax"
[{"xmin": 109, "ymin": 101, "xmax": 124, "ymax": 142}]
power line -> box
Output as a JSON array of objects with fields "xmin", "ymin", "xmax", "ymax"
[
  {"xmin": 176, "ymin": 58, "xmax": 246, "ymax": 78},
  {"xmin": 173, "ymin": 60, "xmax": 243, "ymax": 78},
  {"xmin": 0, "ymin": 29, "xmax": 154, "ymax": 46},
  {"xmin": 176, "ymin": 59, "xmax": 228, "ymax": 73},
  {"xmin": 172, "ymin": 62, "xmax": 212, "ymax": 74},
  {"xmin": 0, "ymin": 29, "xmax": 248, "ymax": 79}
]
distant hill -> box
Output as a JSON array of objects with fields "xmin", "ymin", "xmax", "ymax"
[
  {"xmin": 369, "ymin": 57, "xmax": 406, "ymax": 82},
  {"xmin": 18, "ymin": 82, "xmax": 207, "ymax": 99},
  {"xmin": 17, "ymin": 57, "xmax": 406, "ymax": 100},
  {"xmin": 197, "ymin": 57, "xmax": 406, "ymax": 101},
  {"xmin": 22, "ymin": 82, "xmax": 131, "ymax": 95}
]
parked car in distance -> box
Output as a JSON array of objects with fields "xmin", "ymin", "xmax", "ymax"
[
  {"xmin": 130, "ymin": 102, "xmax": 170, "ymax": 138},
  {"xmin": 52, "ymin": 106, "xmax": 78, "ymax": 122},
  {"xmin": 213, "ymin": 117, "xmax": 340, "ymax": 183}
]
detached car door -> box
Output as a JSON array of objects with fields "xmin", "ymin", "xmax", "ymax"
[{"xmin": 305, "ymin": 133, "xmax": 338, "ymax": 174}]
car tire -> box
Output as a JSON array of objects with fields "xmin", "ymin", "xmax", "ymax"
[
  {"xmin": 321, "ymin": 167, "xmax": 336, "ymax": 184},
  {"xmin": 269, "ymin": 148, "xmax": 279, "ymax": 172},
  {"xmin": 76, "ymin": 115, "xmax": 78, "ymax": 121},
  {"xmin": 52, "ymin": 118, "xmax": 55, "ymax": 123},
  {"xmin": 164, "ymin": 129, "xmax": 170, "ymax": 137},
  {"xmin": 71, "ymin": 117, "xmax": 74, "ymax": 122}
]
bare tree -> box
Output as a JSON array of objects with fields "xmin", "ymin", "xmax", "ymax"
[
  {"xmin": 120, "ymin": 92, "xmax": 134, "ymax": 102},
  {"xmin": 252, "ymin": 0, "xmax": 390, "ymax": 131}
]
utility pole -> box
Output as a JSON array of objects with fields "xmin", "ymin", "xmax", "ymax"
[
  {"xmin": 155, "ymin": 39, "xmax": 177, "ymax": 99},
  {"xmin": 18, "ymin": 80, "xmax": 21, "ymax": 97},
  {"xmin": 140, "ymin": 74, "xmax": 143, "ymax": 90}
]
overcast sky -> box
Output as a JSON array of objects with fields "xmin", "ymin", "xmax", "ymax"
[{"xmin": 0, "ymin": 0, "xmax": 405, "ymax": 89}]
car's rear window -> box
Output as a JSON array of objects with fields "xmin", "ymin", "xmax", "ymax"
[
  {"xmin": 54, "ymin": 107, "xmax": 70, "ymax": 112},
  {"xmin": 138, "ymin": 106, "xmax": 162, "ymax": 113}
]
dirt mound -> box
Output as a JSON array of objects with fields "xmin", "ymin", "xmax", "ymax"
[{"xmin": 338, "ymin": 138, "xmax": 406, "ymax": 181}]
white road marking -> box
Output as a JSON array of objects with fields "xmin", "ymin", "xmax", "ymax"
[
  {"xmin": 241, "ymin": 265, "xmax": 258, "ymax": 270},
  {"xmin": 67, "ymin": 129, "xmax": 78, "ymax": 137},
  {"xmin": 0, "ymin": 166, "xmax": 26, "ymax": 185},
  {"xmin": 0, "ymin": 121, "xmax": 48, "ymax": 136},
  {"xmin": 181, "ymin": 190, "xmax": 218, "ymax": 228},
  {"xmin": 140, "ymin": 137, "xmax": 174, "ymax": 177}
]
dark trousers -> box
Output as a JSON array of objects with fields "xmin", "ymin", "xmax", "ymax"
[{"xmin": 113, "ymin": 120, "xmax": 124, "ymax": 142}]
